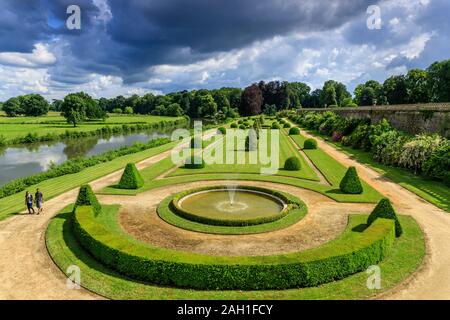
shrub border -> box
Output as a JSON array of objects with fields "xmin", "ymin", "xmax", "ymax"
[{"xmin": 72, "ymin": 205, "xmax": 396, "ymax": 290}]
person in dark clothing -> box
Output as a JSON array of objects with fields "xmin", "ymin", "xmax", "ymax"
[
  {"xmin": 35, "ymin": 188, "xmax": 44, "ymax": 215},
  {"xmin": 25, "ymin": 191, "xmax": 35, "ymax": 214}
]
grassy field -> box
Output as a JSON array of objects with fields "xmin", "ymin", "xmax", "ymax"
[
  {"xmin": 301, "ymin": 128, "xmax": 450, "ymax": 212},
  {"xmin": 0, "ymin": 112, "xmax": 177, "ymax": 141},
  {"xmin": 46, "ymin": 206, "xmax": 425, "ymax": 299}
]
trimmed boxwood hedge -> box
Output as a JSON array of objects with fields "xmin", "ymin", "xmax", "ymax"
[
  {"xmin": 284, "ymin": 157, "xmax": 301, "ymax": 171},
  {"xmin": 73, "ymin": 205, "xmax": 396, "ymax": 290},
  {"xmin": 74, "ymin": 185, "xmax": 101, "ymax": 215},
  {"xmin": 271, "ymin": 122, "xmax": 281, "ymax": 129},
  {"xmin": 340, "ymin": 167, "xmax": 363, "ymax": 194},
  {"xmin": 303, "ymin": 138, "xmax": 318, "ymax": 149},
  {"xmin": 217, "ymin": 127, "xmax": 226, "ymax": 134},
  {"xmin": 118, "ymin": 163, "xmax": 144, "ymax": 189},
  {"xmin": 170, "ymin": 186, "xmax": 294, "ymax": 227}
]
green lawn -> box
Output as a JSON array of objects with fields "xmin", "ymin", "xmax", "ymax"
[
  {"xmin": 100, "ymin": 128, "xmax": 383, "ymax": 204},
  {"xmin": 170, "ymin": 129, "xmax": 319, "ymax": 181},
  {"xmin": 301, "ymin": 128, "xmax": 450, "ymax": 212},
  {"xmin": 0, "ymin": 112, "xmax": 178, "ymax": 141},
  {"xmin": 46, "ymin": 207, "xmax": 425, "ymax": 300}
]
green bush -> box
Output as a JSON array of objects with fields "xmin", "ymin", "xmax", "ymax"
[
  {"xmin": 289, "ymin": 127, "xmax": 300, "ymax": 135},
  {"xmin": 238, "ymin": 119, "xmax": 243, "ymax": 124},
  {"xmin": 239, "ymin": 124, "xmax": 246, "ymax": 130},
  {"xmin": 367, "ymin": 198, "xmax": 403, "ymax": 237},
  {"xmin": 73, "ymin": 205, "xmax": 395, "ymax": 290},
  {"xmin": 271, "ymin": 122, "xmax": 281, "ymax": 129},
  {"xmin": 443, "ymin": 172, "xmax": 450, "ymax": 187},
  {"xmin": 74, "ymin": 185, "xmax": 101, "ymax": 214},
  {"xmin": 303, "ymin": 138, "xmax": 317, "ymax": 149},
  {"xmin": 118, "ymin": 163, "xmax": 144, "ymax": 189},
  {"xmin": 184, "ymin": 155, "xmax": 205, "ymax": 169},
  {"xmin": 230, "ymin": 123, "xmax": 238, "ymax": 128},
  {"xmin": 284, "ymin": 157, "xmax": 301, "ymax": 171},
  {"xmin": 217, "ymin": 127, "xmax": 226, "ymax": 134},
  {"xmin": 283, "ymin": 123, "xmax": 291, "ymax": 128},
  {"xmin": 422, "ymin": 143, "xmax": 450, "ymax": 181},
  {"xmin": 339, "ymin": 167, "xmax": 363, "ymax": 194},
  {"xmin": 190, "ymin": 137, "xmax": 203, "ymax": 149}
]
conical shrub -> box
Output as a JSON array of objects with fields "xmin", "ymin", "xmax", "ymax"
[
  {"xmin": 118, "ymin": 163, "xmax": 144, "ymax": 189},
  {"xmin": 367, "ymin": 198, "xmax": 403, "ymax": 237},
  {"xmin": 339, "ymin": 166, "xmax": 363, "ymax": 194},
  {"xmin": 74, "ymin": 184, "xmax": 101, "ymax": 214}
]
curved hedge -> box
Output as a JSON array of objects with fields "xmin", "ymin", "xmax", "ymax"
[
  {"xmin": 169, "ymin": 186, "xmax": 293, "ymax": 227},
  {"xmin": 73, "ymin": 205, "xmax": 396, "ymax": 290}
]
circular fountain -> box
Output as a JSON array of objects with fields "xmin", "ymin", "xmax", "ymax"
[{"xmin": 172, "ymin": 186, "xmax": 288, "ymax": 226}]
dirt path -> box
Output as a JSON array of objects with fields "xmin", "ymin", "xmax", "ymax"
[
  {"xmin": 299, "ymin": 129, "xmax": 450, "ymax": 300},
  {"xmin": 0, "ymin": 128, "xmax": 448, "ymax": 299}
]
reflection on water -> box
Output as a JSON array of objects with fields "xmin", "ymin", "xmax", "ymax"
[{"xmin": 0, "ymin": 130, "xmax": 172, "ymax": 187}]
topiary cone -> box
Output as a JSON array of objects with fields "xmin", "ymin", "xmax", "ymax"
[
  {"xmin": 118, "ymin": 163, "xmax": 144, "ymax": 189},
  {"xmin": 367, "ymin": 198, "xmax": 403, "ymax": 237},
  {"xmin": 339, "ymin": 166, "xmax": 363, "ymax": 194},
  {"xmin": 74, "ymin": 184, "xmax": 101, "ymax": 214}
]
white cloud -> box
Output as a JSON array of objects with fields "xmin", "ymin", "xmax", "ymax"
[{"xmin": 0, "ymin": 43, "xmax": 56, "ymax": 68}]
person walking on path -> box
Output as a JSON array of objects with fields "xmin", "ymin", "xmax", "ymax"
[
  {"xmin": 35, "ymin": 189, "xmax": 44, "ymax": 215},
  {"xmin": 25, "ymin": 191, "xmax": 35, "ymax": 214}
]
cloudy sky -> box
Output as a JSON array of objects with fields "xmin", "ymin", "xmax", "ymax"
[{"xmin": 0, "ymin": 0, "xmax": 448, "ymax": 101}]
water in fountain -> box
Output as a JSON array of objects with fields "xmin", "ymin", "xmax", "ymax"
[{"xmin": 226, "ymin": 183, "xmax": 238, "ymax": 206}]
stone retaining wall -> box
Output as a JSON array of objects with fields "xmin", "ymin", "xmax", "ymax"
[{"xmin": 299, "ymin": 104, "xmax": 450, "ymax": 138}]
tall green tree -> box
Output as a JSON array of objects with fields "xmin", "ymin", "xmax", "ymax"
[
  {"xmin": 406, "ymin": 69, "xmax": 429, "ymax": 103},
  {"xmin": 21, "ymin": 94, "xmax": 49, "ymax": 117},
  {"xmin": 427, "ymin": 59, "xmax": 450, "ymax": 102},
  {"xmin": 60, "ymin": 94, "xmax": 87, "ymax": 127},
  {"xmin": 383, "ymin": 75, "xmax": 408, "ymax": 105}
]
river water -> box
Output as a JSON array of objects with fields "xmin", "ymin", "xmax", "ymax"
[{"xmin": 0, "ymin": 130, "xmax": 173, "ymax": 187}]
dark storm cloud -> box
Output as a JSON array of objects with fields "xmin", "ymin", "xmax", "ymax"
[{"xmin": 0, "ymin": 0, "xmax": 378, "ymax": 85}]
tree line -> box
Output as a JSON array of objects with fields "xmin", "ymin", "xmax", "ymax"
[{"xmin": 1, "ymin": 58, "xmax": 450, "ymax": 122}]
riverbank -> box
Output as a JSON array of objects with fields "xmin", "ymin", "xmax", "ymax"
[{"xmin": 0, "ymin": 113, "xmax": 186, "ymax": 146}]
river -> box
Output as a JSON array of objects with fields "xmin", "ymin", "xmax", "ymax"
[{"xmin": 0, "ymin": 130, "xmax": 173, "ymax": 187}]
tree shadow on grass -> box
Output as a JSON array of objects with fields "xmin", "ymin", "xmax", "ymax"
[{"xmin": 352, "ymin": 223, "xmax": 368, "ymax": 233}]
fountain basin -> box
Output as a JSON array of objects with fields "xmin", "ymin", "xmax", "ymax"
[{"xmin": 171, "ymin": 186, "xmax": 289, "ymax": 226}]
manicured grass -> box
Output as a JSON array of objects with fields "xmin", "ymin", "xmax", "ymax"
[
  {"xmin": 0, "ymin": 113, "xmax": 178, "ymax": 141},
  {"xmin": 0, "ymin": 140, "xmax": 179, "ymax": 221},
  {"xmin": 169, "ymin": 129, "xmax": 319, "ymax": 181},
  {"xmin": 46, "ymin": 207, "xmax": 425, "ymax": 299},
  {"xmin": 100, "ymin": 129, "xmax": 383, "ymax": 204},
  {"xmin": 302, "ymin": 129, "xmax": 450, "ymax": 212}
]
